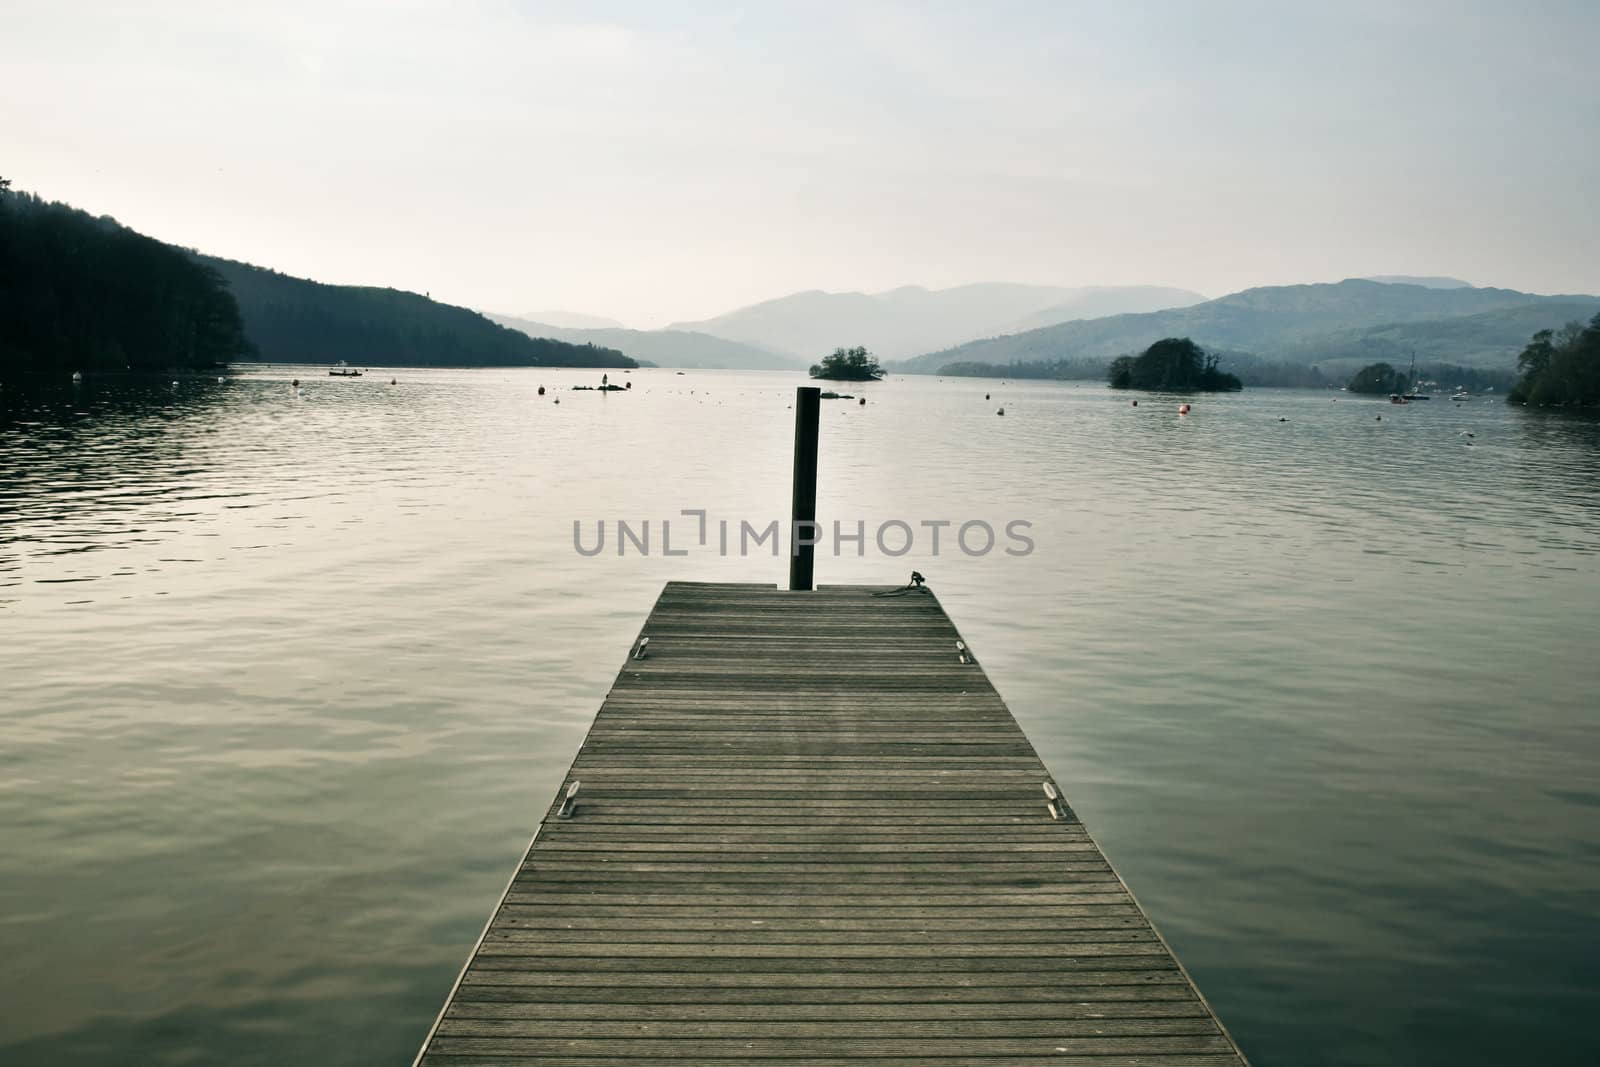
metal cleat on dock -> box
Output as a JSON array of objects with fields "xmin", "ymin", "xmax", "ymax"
[
  {"xmin": 1043, "ymin": 781, "xmax": 1064, "ymax": 819},
  {"xmin": 556, "ymin": 780, "xmax": 580, "ymax": 818},
  {"xmin": 632, "ymin": 636, "xmax": 650, "ymax": 660},
  {"xmin": 956, "ymin": 640, "xmax": 974, "ymax": 664}
]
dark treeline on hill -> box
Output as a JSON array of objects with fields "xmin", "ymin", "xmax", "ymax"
[
  {"xmin": 0, "ymin": 180, "xmax": 253, "ymax": 373},
  {"xmin": 202, "ymin": 257, "xmax": 634, "ymax": 368},
  {"xmin": 1509, "ymin": 314, "xmax": 1600, "ymax": 406},
  {"xmin": 1108, "ymin": 338, "xmax": 1242, "ymax": 392},
  {"xmin": 939, "ymin": 356, "xmax": 1108, "ymax": 380}
]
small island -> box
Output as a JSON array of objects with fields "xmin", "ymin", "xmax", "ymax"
[
  {"xmin": 1108, "ymin": 337, "xmax": 1241, "ymax": 392},
  {"xmin": 1508, "ymin": 314, "xmax": 1600, "ymax": 406},
  {"xmin": 810, "ymin": 345, "xmax": 884, "ymax": 381},
  {"xmin": 1346, "ymin": 361, "xmax": 1411, "ymax": 395}
]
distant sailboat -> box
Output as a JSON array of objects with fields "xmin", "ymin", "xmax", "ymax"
[{"xmin": 1402, "ymin": 350, "xmax": 1429, "ymax": 400}]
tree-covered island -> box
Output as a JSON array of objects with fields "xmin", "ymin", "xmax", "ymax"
[
  {"xmin": 1107, "ymin": 337, "xmax": 1242, "ymax": 392},
  {"xmin": 1346, "ymin": 362, "xmax": 1410, "ymax": 395},
  {"xmin": 810, "ymin": 346, "xmax": 884, "ymax": 381}
]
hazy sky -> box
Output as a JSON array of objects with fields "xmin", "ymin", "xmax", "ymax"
[{"xmin": 5, "ymin": 1, "xmax": 1598, "ymax": 326}]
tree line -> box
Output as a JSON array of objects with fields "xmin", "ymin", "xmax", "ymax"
[
  {"xmin": 1, "ymin": 179, "xmax": 636, "ymax": 375},
  {"xmin": 1, "ymin": 179, "xmax": 254, "ymax": 373},
  {"xmin": 202, "ymin": 255, "xmax": 634, "ymax": 369},
  {"xmin": 1508, "ymin": 314, "xmax": 1600, "ymax": 406}
]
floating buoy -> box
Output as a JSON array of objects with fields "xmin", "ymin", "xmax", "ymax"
[
  {"xmin": 985, "ymin": 393, "xmax": 990, "ymax": 400},
  {"xmin": 1178, "ymin": 403, "xmax": 1191, "ymax": 415},
  {"xmin": 390, "ymin": 378, "xmax": 397, "ymax": 385},
  {"xmin": 71, "ymin": 371, "xmax": 83, "ymax": 383},
  {"xmin": 1132, "ymin": 400, "xmax": 1138, "ymax": 407},
  {"xmin": 554, "ymin": 397, "xmax": 560, "ymax": 404},
  {"xmin": 997, "ymin": 407, "xmax": 1005, "ymax": 416},
  {"xmin": 291, "ymin": 379, "xmax": 300, "ymax": 388},
  {"xmin": 858, "ymin": 396, "xmax": 866, "ymax": 405},
  {"xmin": 537, "ymin": 385, "xmax": 545, "ymax": 396}
]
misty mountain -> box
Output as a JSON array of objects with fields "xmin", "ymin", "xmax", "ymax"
[
  {"xmin": 521, "ymin": 309, "xmax": 625, "ymax": 329},
  {"xmin": 1363, "ymin": 275, "xmax": 1474, "ymax": 289},
  {"xmin": 487, "ymin": 313, "xmax": 803, "ymax": 370},
  {"xmin": 668, "ymin": 283, "xmax": 1206, "ymax": 361},
  {"xmin": 1000, "ymin": 287, "xmax": 1213, "ymax": 333},
  {"xmin": 900, "ymin": 279, "xmax": 1599, "ymax": 373},
  {"xmin": 203, "ymin": 257, "xmax": 635, "ymax": 368},
  {"xmin": 1279, "ymin": 300, "xmax": 1600, "ymax": 375}
]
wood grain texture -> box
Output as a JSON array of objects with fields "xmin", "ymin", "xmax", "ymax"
[{"xmin": 414, "ymin": 581, "xmax": 1248, "ymax": 1065}]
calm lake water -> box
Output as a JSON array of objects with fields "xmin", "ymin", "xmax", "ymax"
[{"xmin": 2, "ymin": 367, "xmax": 1598, "ymax": 1065}]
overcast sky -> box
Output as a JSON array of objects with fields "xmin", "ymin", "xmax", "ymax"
[{"xmin": 5, "ymin": 1, "xmax": 1598, "ymax": 327}]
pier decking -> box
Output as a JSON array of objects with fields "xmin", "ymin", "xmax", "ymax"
[{"xmin": 414, "ymin": 581, "xmax": 1249, "ymax": 1065}]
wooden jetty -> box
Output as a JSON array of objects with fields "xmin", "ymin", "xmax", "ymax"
[{"xmin": 413, "ymin": 580, "xmax": 1250, "ymax": 1065}]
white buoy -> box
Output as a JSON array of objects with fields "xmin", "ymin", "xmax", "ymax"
[{"xmin": 71, "ymin": 371, "xmax": 83, "ymax": 383}]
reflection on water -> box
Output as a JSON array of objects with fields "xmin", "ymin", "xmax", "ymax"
[{"xmin": 2, "ymin": 368, "xmax": 1599, "ymax": 1066}]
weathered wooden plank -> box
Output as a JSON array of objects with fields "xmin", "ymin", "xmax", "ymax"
[
  {"xmin": 424, "ymin": 1034, "xmax": 1238, "ymax": 1056},
  {"xmin": 413, "ymin": 581, "xmax": 1248, "ymax": 1066},
  {"xmin": 444, "ymin": 999, "xmax": 1211, "ymax": 1020},
  {"xmin": 450, "ymin": 981, "xmax": 1200, "ymax": 1003},
  {"xmin": 457, "ymin": 968, "xmax": 1192, "ymax": 990},
  {"xmin": 433, "ymin": 1017, "xmax": 1221, "ymax": 1038}
]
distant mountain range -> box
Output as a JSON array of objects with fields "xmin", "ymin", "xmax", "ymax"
[
  {"xmin": 1361, "ymin": 275, "xmax": 1473, "ymax": 289},
  {"xmin": 487, "ymin": 313, "xmax": 803, "ymax": 370},
  {"xmin": 206, "ymin": 258, "xmax": 635, "ymax": 368},
  {"xmin": 899, "ymin": 280, "xmax": 1600, "ymax": 374},
  {"xmin": 666, "ymin": 283, "xmax": 1207, "ymax": 361},
  {"xmin": 521, "ymin": 309, "xmax": 626, "ymax": 329}
]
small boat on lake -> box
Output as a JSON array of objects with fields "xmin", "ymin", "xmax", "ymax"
[
  {"xmin": 328, "ymin": 361, "xmax": 362, "ymax": 377},
  {"xmin": 1452, "ymin": 391, "xmax": 1470, "ymax": 401}
]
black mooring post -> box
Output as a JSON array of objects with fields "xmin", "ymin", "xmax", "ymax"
[{"xmin": 789, "ymin": 386, "xmax": 821, "ymax": 591}]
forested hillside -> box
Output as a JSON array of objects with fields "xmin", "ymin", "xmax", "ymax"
[
  {"xmin": 904, "ymin": 280, "xmax": 1600, "ymax": 374},
  {"xmin": 204, "ymin": 257, "xmax": 634, "ymax": 368},
  {"xmin": 0, "ymin": 181, "xmax": 253, "ymax": 373}
]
